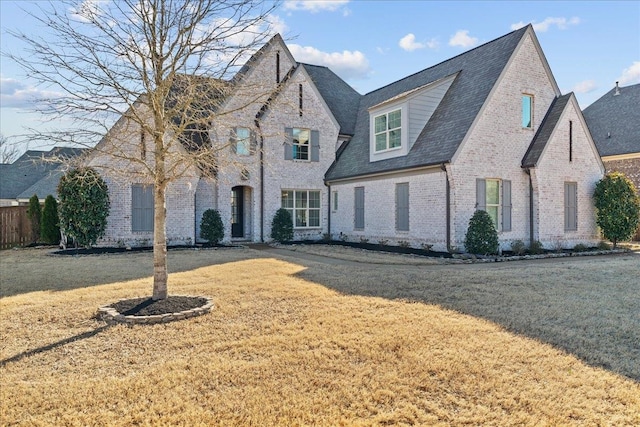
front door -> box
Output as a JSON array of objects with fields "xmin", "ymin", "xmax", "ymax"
[{"xmin": 231, "ymin": 186, "xmax": 244, "ymax": 238}]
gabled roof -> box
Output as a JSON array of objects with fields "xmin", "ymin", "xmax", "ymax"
[
  {"xmin": 583, "ymin": 83, "xmax": 640, "ymax": 157},
  {"xmin": 522, "ymin": 93, "xmax": 572, "ymax": 168},
  {"xmin": 0, "ymin": 147, "xmax": 86, "ymax": 200},
  {"xmin": 299, "ymin": 63, "xmax": 361, "ymax": 135},
  {"xmin": 325, "ymin": 25, "xmax": 530, "ymax": 181}
]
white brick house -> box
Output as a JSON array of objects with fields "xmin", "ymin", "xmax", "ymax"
[{"xmin": 93, "ymin": 25, "xmax": 604, "ymax": 251}]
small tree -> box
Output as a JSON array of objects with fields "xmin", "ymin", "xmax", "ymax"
[
  {"xmin": 26, "ymin": 194, "xmax": 42, "ymax": 244},
  {"xmin": 593, "ymin": 172, "xmax": 640, "ymax": 248},
  {"xmin": 41, "ymin": 195, "xmax": 61, "ymax": 245},
  {"xmin": 271, "ymin": 208, "xmax": 293, "ymax": 243},
  {"xmin": 200, "ymin": 209, "xmax": 224, "ymax": 245},
  {"xmin": 58, "ymin": 168, "xmax": 110, "ymax": 248},
  {"xmin": 465, "ymin": 210, "xmax": 499, "ymax": 255}
]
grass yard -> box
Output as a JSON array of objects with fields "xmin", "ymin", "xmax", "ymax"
[{"xmin": 1, "ymin": 247, "xmax": 639, "ymax": 426}]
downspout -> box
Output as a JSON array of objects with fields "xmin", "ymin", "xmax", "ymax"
[
  {"xmin": 441, "ymin": 163, "xmax": 451, "ymax": 252},
  {"xmin": 194, "ymin": 185, "xmax": 197, "ymax": 245},
  {"xmin": 525, "ymin": 168, "xmax": 534, "ymax": 247},
  {"xmin": 325, "ymin": 183, "xmax": 331, "ymax": 238},
  {"xmin": 255, "ymin": 119, "xmax": 265, "ymax": 242}
]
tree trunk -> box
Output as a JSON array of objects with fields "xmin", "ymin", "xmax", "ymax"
[{"xmin": 152, "ymin": 182, "xmax": 168, "ymax": 300}]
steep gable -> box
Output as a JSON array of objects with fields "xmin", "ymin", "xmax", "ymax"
[
  {"xmin": 583, "ymin": 83, "xmax": 640, "ymax": 157},
  {"xmin": 326, "ymin": 25, "xmax": 529, "ymax": 182}
]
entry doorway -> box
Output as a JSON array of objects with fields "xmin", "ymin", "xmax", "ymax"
[{"xmin": 231, "ymin": 186, "xmax": 244, "ymax": 238}]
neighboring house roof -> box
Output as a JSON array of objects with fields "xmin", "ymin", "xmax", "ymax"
[
  {"xmin": 0, "ymin": 147, "xmax": 86, "ymax": 201},
  {"xmin": 522, "ymin": 93, "xmax": 572, "ymax": 168},
  {"xmin": 583, "ymin": 83, "xmax": 640, "ymax": 157},
  {"xmin": 325, "ymin": 25, "xmax": 530, "ymax": 182},
  {"xmin": 300, "ymin": 63, "xmax": 361, "ymax": 136}
]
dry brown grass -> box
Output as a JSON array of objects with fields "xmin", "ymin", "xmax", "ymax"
[{"xmin": 1, "ymin": 248, "xmax": 639, "ymax": 426}]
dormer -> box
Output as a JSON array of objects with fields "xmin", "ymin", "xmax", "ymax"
[{"xmin": 369, "ymin": 72, "xmax": 458, "ymax": 162}]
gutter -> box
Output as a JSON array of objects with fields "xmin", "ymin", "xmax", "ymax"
[
  {"xmin": 325, "ymin": 183, "xmax": 331, "ymax": 238},
  {"xmin": 255, "ymin": 119, "xmax": 265, "ymax": 242},
  {"xmin": 441, "ymin": 163, "xmax": 451, "ymax": 252}
]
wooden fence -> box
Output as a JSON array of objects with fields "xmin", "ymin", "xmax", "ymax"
[{"xmin": 0, "ymin": 206, "xmax": 30, "ymax": 249}]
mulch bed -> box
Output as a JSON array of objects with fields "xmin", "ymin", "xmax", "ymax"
[
  {"xmin": 52, "ymin": 244, "xmax": 235, "ymax": 256},
  {"xmin": 109, "ymin": 296, "xmax": 208, "ymax": 316}
]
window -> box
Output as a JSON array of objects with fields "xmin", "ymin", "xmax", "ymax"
[
  {"xmin": 565, "ymin": 182, "xmax": 577, "ymax": 231},
  {"xmin": 299, "ymin": 84, "xmax": 303, "ymax": 117},
  {"xmin": 332, "ymin": 191, "xmax": 338, "ymax": 211},
  {"xmin": 522, "ymin": 95, "xmax": 533, "ymax": 128},
  {"xmin": 235, "ymin": 127, "xmax": 251, "ymax": 156},
  {"xmin": 569, "ymin": 120, "xmax": 573, "ymax": 162},
  {"xmin": 354, "ymin": 187, "xmax": 365, "ymax": 230},
  {"xmin": 284, "ymin": 128, "xmax": 320, "ymax": 162},
  {"xmin": 476, "ymin": 179, "xmax": 511, "ymax": 232},
  {"xmin": 140, "ymin": 130, "xmax": 146, "ymax": 160},
  {"xmin": 396, "ymin": 183, "xmax": 409, "ymax": 231},
  {"xmin": 281, "ymin": 190, "xmax": 321, "ymax": 228},
  {"xmin": 132, "ymin": 184, "xmax": 154, "ymax": 232},
  {"xmin": 374, "ymin": 109, "xmax": 402, "ymax": 152}
]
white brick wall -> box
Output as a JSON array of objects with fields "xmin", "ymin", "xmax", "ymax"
[{"xmin": 329, "ymin": 168, "xmax": 448, "ymax": 251}]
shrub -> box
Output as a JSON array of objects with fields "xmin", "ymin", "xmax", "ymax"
[
  {"xmin": 57, "ymin": 167, "xmax": 110, "ymax": 248},
  {"xmin": 464, "ymin": 210, "xmax": 499, "ymax": 255},
  {"xmin": 270, "ymin": 208, "xmax": 293, "ymax": 243},
  {"xmin": 573, "ymin": 243, "xmax": 588, "ymax": 252},
  {"xmin": 397, "ymin": 240, "xmax": 410, "ymax": 248},
  {"xmin": 359, "ymin": 236, "xmax": 369, "ymax": 244},
  {"xmin": 26, "ymin": 194, "xmax": 41, "ymax": 244},
  {"xmin": 529, "ymin": 240, "xmax": 545, "ymax": 254},
  {"xmin": 510, "ymin": 239, "xmax": 526, "ymax": 256},
  {"xmin": 377, "ymin": 239, "xmax": 389, "ymax": 246},
  {"xmin": 199, "ymin": 209, "xmax": 224, "ymax": 244},
  {"xmin": 597, "ymin": 241, "xmax": 611, "ymax": 251},
  {"xmin": 593, "ymin": 172, "xmax": 640, "ymax": 248},
  {"xmin": 420, "ymin": 243, "xmax": 433, "ymax": 251},
  {"xmin": 41, "ymin": 195, "xmax": 60, "ymax": 244}
]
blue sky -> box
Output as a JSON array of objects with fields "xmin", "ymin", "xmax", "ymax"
[{"xmin": 1, "ymin": 0, "xmax": 639, "ymax": 151}]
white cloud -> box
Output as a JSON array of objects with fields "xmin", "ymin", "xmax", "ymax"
[
  {"xmin": 618, "ymin": 61, "xmax": 640, "ymax": 85},
  {"xmin": 69, "ymin": 0, "xmax": 109, "ymax": 22},
  {"xmin": 511, "ymin": 17, "xmax": 580, "ymax": 32},
  {"xmin": 571, "ymin": 79, "xmax": 597, "ymax": 94},
  {"xmin": 288, "ymin": 44, "xmax": 370, "ymax": 80},
  {"xmin": 399, "ymin": 34, "xmax": 424, "ymax": 52},
  {"xmin": 449, "ymin": 30, "xmax": 478, "ymax": 48},
  {"xmin": 265, "ymin": 14, "xmax": 288, "ymax": 35},
  {"xmin": 283, "ymin": 1, "xmax": 349, "ymax": 13},
  {"xmin": 0, "ymin": 77, "xmax": 61, "ymax": 109}
]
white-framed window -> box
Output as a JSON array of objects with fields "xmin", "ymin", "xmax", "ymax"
[
  {"xmin": 281, "ymin": 190, "xmax": 321, "ymax": 228},
  {"xmin": 374, "ymin": 109, "xmax": 402, "ymax": 152},
  {"xmin": 292, "ymin": 128, "xmax": 310, "ymax": 161},
  {"xmin": 236, "ymin": 127, "xmax": 251, "ymax": 155},
  {"xmin": 132, "ymin": 184, "xmax": 154, "ymax": 232},
  {"xmin": 476, "ymin": 179, "xmax": 511, "ymax": 232},
  {"xmin": 522, "ymin": 94, "xmax": 533, "ymax": 129}
]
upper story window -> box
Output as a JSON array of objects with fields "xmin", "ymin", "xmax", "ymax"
[
  {"xmin": 374, "ymin": 109, "xmax": 402, "ymax": 152},
  {"xmin": 522, "ymin": 94, "xmax": 533, "ymax": 129},
  {"xmin": 292, "ymin": 128, "xmax": 310, "ymax": 161},
  {"xmin": 236, "ymin": 127, "xmax": 251, "ymax": 156}
]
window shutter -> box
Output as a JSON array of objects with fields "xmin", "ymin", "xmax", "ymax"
[
  {"xmin": 354, "ymin": 187, "xmax": 365, "ymax": 230},
  {"xmin": 476, "ymin": 179, "xmax": 486, "ymax": 211},
  {"xmin": 132, "ymin": 185, "xmax": 142, "ymax": 231},
  {"xmin": 249, "ymin": 130, "xmax": 257, "ymax": 155},
  {"xmin": 502, "ymin": 180, "xmax": 512, "ymax": 232},
  {"xmin": 230, "ymin": 128, "xmax": 237, "ymax": 153},
  {"xmin": 284, "ymin": 127, "xmax": 293, "ymax": 160},
  {"xmin": 310, "ymin": 130, "xmax": 320, "ymax": 162},
  {"xmin": 144, "ymin": 186, "xmax": 154, "ymax": 232},
  {"xmin": 565, "ymin": 182, "xmax": 577, "ymax": 231},
  {"xmin": 396, "ymin": 183, "xmax": 409, "ymax": 231}
]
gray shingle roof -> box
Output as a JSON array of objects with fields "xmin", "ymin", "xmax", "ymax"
[
  {"xmin": 583, "ymin": 83, "xmax": 640, "ymax": 157},
  {"xmin": 522, "ymin": 93, "xmax": 572, "ymax": 167},
  {"xmin": 325, "ymin": 25, "xmax": 529, "ymax": 181},
  {"xmin": 300, "ymin": 63, "xmax": 361, "ymax": 135},
  {"xmin": 0, "ymin": 147, "xmax": 86, "ymax": 200}
]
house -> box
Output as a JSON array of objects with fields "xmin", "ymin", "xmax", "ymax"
[
  {"xmin": 92, "ymin": 25, "xmax": 605, "ymax": 251},
  {"xmin": 583, "ymin": 82, "xmax": 640, "ymax": 192},
  {"xmin": 0, "ymin": 147, "xmax": 86, "ymax": 206}
]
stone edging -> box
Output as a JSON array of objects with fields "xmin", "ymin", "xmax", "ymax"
[{"xmin": 98, "ymin": 295, "xmax": 214, "ymax": 325}]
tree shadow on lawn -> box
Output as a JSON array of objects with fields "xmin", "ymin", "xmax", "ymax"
[{"xmin": 285, "ymin": 252, "xmax": 640, "ymax": 383}]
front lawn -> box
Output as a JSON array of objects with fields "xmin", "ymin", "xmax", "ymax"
[{"xmin": 1, "ymin": 248, "xmax": 639, "ymax": 425}]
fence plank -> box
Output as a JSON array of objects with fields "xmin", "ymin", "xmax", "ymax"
[{"xmin": 0, "ymin": 206, "xmax": 30, "ymax": 249}]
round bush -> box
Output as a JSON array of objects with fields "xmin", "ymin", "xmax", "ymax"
[
  {"xmin": 200, "ymin": 209, "xmax": 224, "ymax": 244},
  {"xmin": 593, "ymin": 172, "xmax": 640, "ymax": 248},
  {"xmin": 271, "ymin": 208, "xmax": 293, "ymax": 243},
  {"xmin": 464, "ymin": 210, "xmax": 499, "ymax": 255}
]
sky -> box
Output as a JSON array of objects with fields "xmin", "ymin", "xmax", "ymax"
[{"xmin": 1, "ymin": 0, "xmax": 639, "ymax": 154}]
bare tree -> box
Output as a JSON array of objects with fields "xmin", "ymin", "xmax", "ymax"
[
  {"xmin": 0, "ymin": 134, "xmax": 20, "ymax": 163},
  {"xmin": 6, "ymin": 0, "xmax": 280, "ymax": 299}
]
